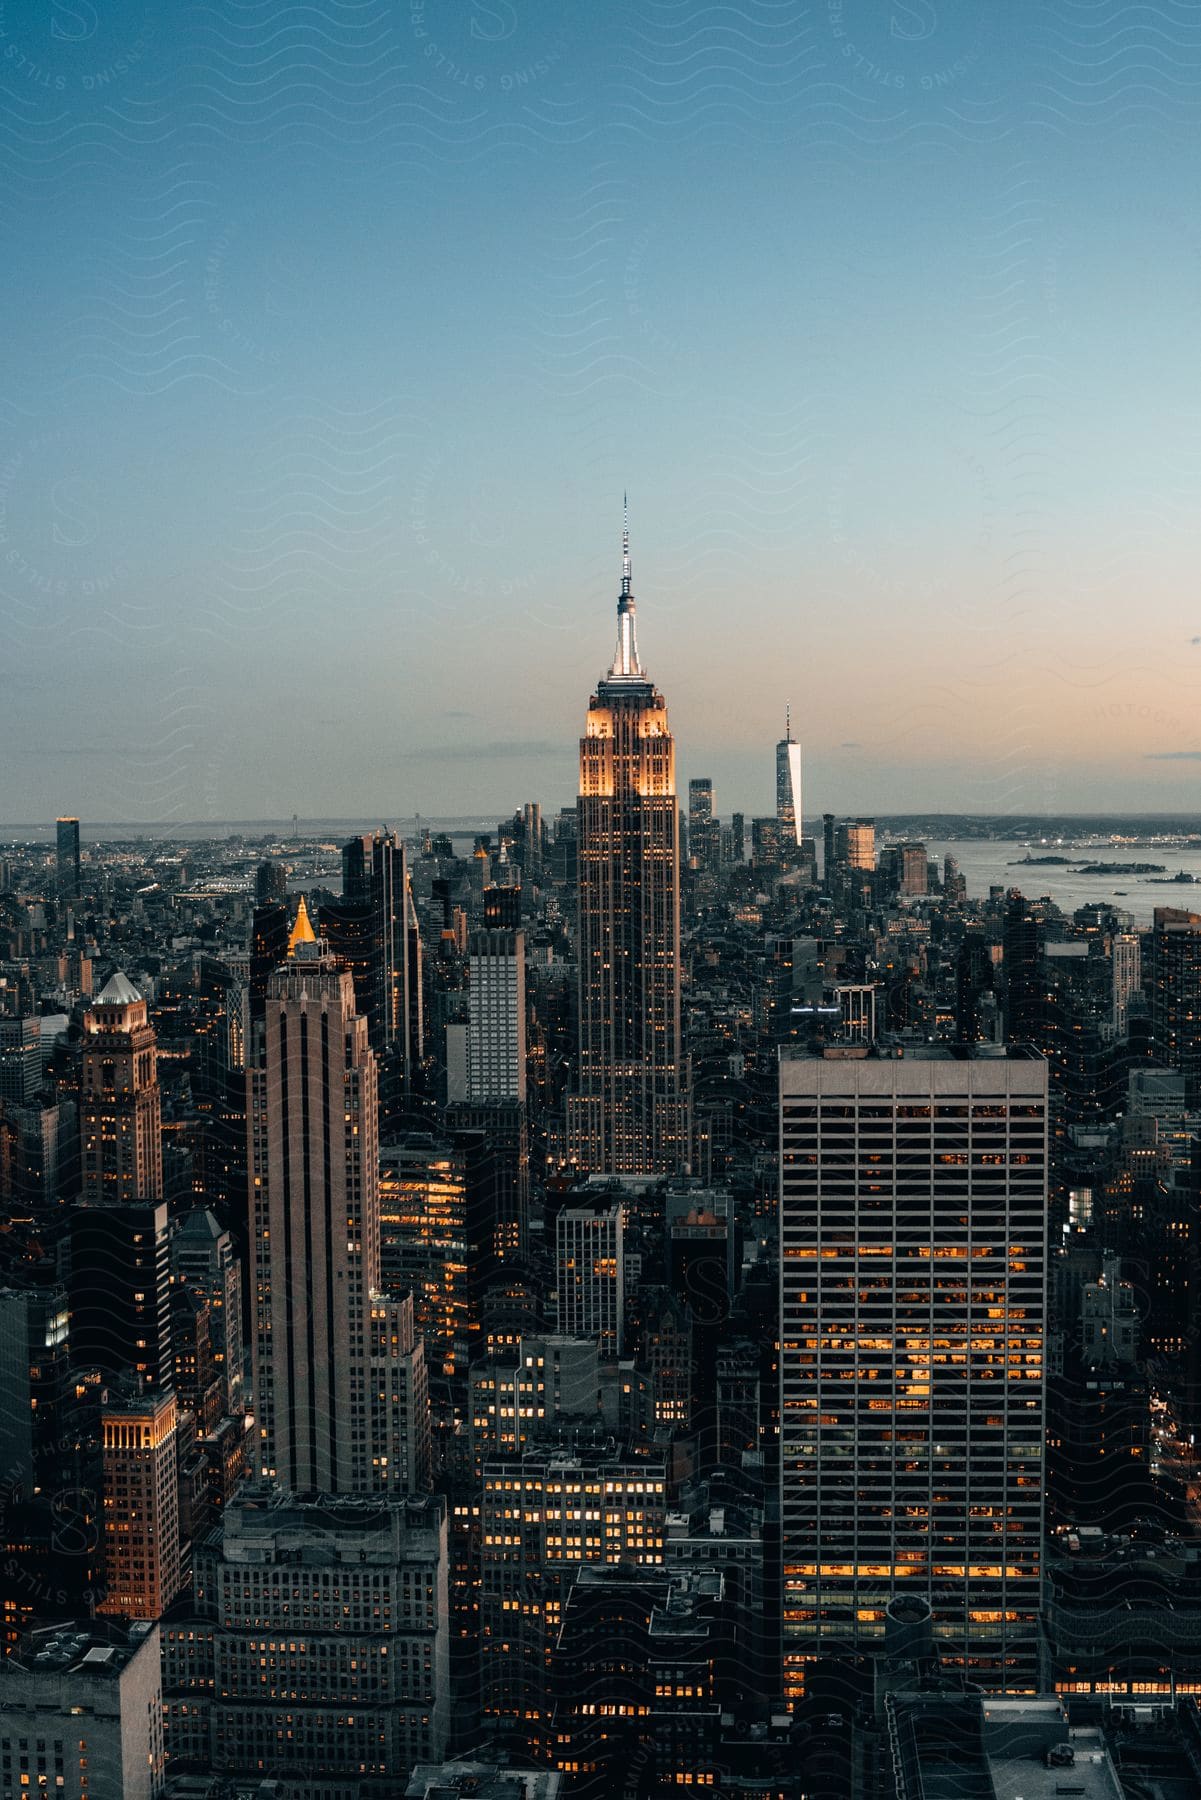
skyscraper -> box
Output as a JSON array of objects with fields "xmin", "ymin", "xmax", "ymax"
[
  {"xmin": 835, "ymin": 817, "xmax": 876, "ymax": 872},
  {"xmin": 0, "ymin": 1017, "xmax": 41, "ymax": 1106},
  {"xmin": 1150, "ymin": 907, "xmax": 1201, "ymax": 1096},
  {"xmin": 97, "ymin": 1385, "xmax": 182, "ymax": 1621},
  {"xmin": 568, "ymin": 514, "xmax": 687, "ymax": 1174},
  {"xmin": 688, "ymin": 776, "xmax": 718, "ymax": 871},
  {"xmin": 80, "ymin": 971, "xmax": 162, "ymax": 1206},
  {"xmin": 69, "ymin": 1200, "xmax": 171, "ymax": 1387},
  {"xmin": 1112, "ymin": 929, "xmax": 1141, "ymax": 1038},
  {"xmin": 254, "ymin": 857, "xmax": 287, "ymax": 905},
  {"xmin": 466, "ymin": 920, "xmax": 526, "ymax": 1104},
  {"xmin": 320, "ymin": 827, "xmax": 423, "ymax": 1088},
  {"xmin": 55, "ymin": 816, "xmax": 80, "ymax": 903},
  {"xmin": 776, "ymin": 707, "xmax": 802, "ymax": 849},
  {"xmin": 779, "ymin": 1048, "xmax": 1048, "ymax": 1698},
  {"xmin": 555, "ymin": 1196, "xmax": 625, "ymax": 1355},
  {"xmin": 249, "ymin": 945, "xmax": 430, "ymax": 1493},
  {"xmin": 73, "ymin": 972, "xmax": 172, "ymax": 1395},
  {"xmin": 171, "ymin": 1205, "xmax": 246, "ymax": 1415}
]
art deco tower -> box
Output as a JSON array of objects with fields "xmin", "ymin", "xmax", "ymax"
[
  {"xmin": 249, "ymin": 942, "xmax": 429, "ymax": 1493},
  {"xmin": 776, "ymin": 706, "xmax": 802, "ymax": 849},
  {"xmin": 568, "ymin": 512, "xmax": 687, "ymax": 1174}
]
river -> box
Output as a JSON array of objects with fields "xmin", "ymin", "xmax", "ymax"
[{"xmin": 924, "ymin": 840, "xmax": 1201, "ymax": 925}]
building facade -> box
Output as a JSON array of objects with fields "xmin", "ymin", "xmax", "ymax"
[
  {"xmin": 479, "ymin": 1451, "xmax": 667, "ymax": 1749},
  {"xmin": 555, "ymin": 1200, "xmax": 625, "ymax": 1356},
  {"xmin": 0, "ymin": 1622, "xmax": 164, "ymax": 1800},
  {"xmin": 249, "ymin": 948, "xmax": 430, "ymax": 1493},
  {"xmin": 779, "ymin": 1048, "xmax": 1048, "ymax": 1699},
  {"xmin": 163, "ymin": 1491, "xmax": 449, "ymax": 1796},
  {"xmin": 81, "ymin": 971, "xmax": 162, "ymax": 1207},
  {"xmin": 467, "ymin": 925, "xmax": 527, "ymax": 1105},
  {"xmin": 1150, "ymin": 907, "xmax": 1201, "ymax": 1095},
  {"xmin": 98, "ymin": 1386, "xmax": 182, "ymax": 1622}
]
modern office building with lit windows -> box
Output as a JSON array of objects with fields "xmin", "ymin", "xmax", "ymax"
[
  {"xmin": 555, "ymin": 1197, "xmax": 625, "ymax": 1356},
  {"xmin": 479, "ymin": 1450, "xmax": 667, "ymax": 1752},
  {"xmin": 779, "ymin": 1047, "xmax": 1048, "ymax": 1700}
]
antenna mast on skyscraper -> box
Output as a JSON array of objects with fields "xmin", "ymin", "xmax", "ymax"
[{"xmin": 610, "ymin": 492, "xmax": 642, "ymax": 678}]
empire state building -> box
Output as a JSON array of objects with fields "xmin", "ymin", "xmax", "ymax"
[{"xmin": 567, "ymin": 517, "xmax": 688, "ymax": 1174}]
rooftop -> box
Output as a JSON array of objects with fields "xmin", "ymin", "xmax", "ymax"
[
  {"xmin": 405, "ymin": 1762, "xmax": 563, "ymax": 1799},
  {"xmin": 3, "ymin": 1620, "xmax": 156, "ymax": 1681},
  {"xmin": 92, "ymin": 968, "xmax": 143, "ymax": 1007}
]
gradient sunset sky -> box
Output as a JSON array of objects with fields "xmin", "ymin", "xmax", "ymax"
[{"xmin": 4, "ymin": 0, "xmax": 1201, "ymax": 822}]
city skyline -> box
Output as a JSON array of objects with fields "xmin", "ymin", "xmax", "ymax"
[{"xmin": 7, "ymin": 6, "xmax": 1201, "ymax": 1790}]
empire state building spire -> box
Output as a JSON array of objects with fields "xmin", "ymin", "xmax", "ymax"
[{"xmin": 610, "ymin": 493, "xmax": 643, "ymax": 679}]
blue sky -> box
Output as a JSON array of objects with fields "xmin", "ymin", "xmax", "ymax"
[{"xmin": 4, "ymin": 0, "xmax": 1201, "ymax": 822}]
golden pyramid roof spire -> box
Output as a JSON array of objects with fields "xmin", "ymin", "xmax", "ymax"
[{"xmin": 288, "ymin": 894, "xmax": 317, "ymax": 954}]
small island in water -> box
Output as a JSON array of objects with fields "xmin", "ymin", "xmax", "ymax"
[
  {"xmin": 1008, "ymin": 855, "xmax": 1166, "ymax": 874},
  {"xmin": 1074, "ymin": 862, "xmax": 1166, "ymax": 876}
]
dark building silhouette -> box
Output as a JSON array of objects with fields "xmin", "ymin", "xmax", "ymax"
[
  {"xmin": 1151, "ymin": 907, "xmax": 1201, "ymax": 1099},
  {"xmin": 55, "ymin": 817, "xmax": 80, "ymax": 903},
  {"xmin": 320, "ymin": 828, "xmax": 423, "ymax": 1115},
  {"xmin": 68, "ymin": 1200, "xmax": 172, "ymax": 1389}
]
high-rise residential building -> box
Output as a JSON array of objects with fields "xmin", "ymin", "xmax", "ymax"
[
  {"xmin": 0, "ymin": 1016, "xmax": 41, "ymax": 1105},
  {"xmin": 163, "ymin": 1491, "xmax": 449, "ymax": 1790},
  {"xmin": 380, "ymin": 1134, "xmax": 477, "ymax": 1384},
  {"xmin": 555, "ymin": 1198, "xmax": 625, "ymax": 1356},
  {"xmin": 1150, "ymin": 908, "xmax": 1201, "ymax": 1094},
  {"xmin": 776, "ymin": 707, "xmax": 802, "ymax": 848},
  {"xmin": 568, "ymin": 517, "xmax": 687, "ymax": 1175},
  {"xmin": 249, "ymin": 897, "xmax": 289, "ymax": 1022},
  {"xmin": 688, "ymin": 777, "xmax": 719, "ymax": 871},
  {"xmin": 171, "ymin": 1206, "xmax": 246, "ymax": 1415},
  {"xmin": 898, "ymin": 841, "xmax": 929, "ymax": 896},
  {"xmin": 320, "ymin": 828, "xmax": 423, "ymax": 1089},
  {"xmin": 0, "ymin": 1285, "xmax": 70, "ymax": 1499},
  {"xmin": 521, "ymin": 800, "xmax": 543, "ymax": 878},
  {"xmin": 81, "ymin": 971, "xmax": 162, "ymax": 1206},
  {"xmin": 98, "ymin": 1384, "xmax": 182, "ymax": 1621},
  {"xmin": 0, "ymin": 1621, "xmax": 165, "ymax": 1800},
  {"xmin": 55, "ymin": 816, "xmax": 80, "ymax": 903},
  {"xmin": 249, "ymin": 946, "xmax": 430, "ymax": 1493},
  {"xmin": 69, "ymin": 1201, "xmax": 172, "ymax": 1388},
  {"xmin": 480, "ymin": 1450, "xmax": 667, "ymax": 1748},
  {"xmin": 254, "ymin": 857, "xmax": 287, "ymax": 905},
  {"xmin": 1111, "ymin": 930, "xmax": 1141, "ymax": 1037},
  {"xmin": 466, "ymin": 921, "xmax": 526, "ymax": 1104},
  {"xmin": 468, "ymin": 1334, "xmax": 600, "ymax": 1472},
  {"xmin": 779, "ymin": 1048, "xmax": 1048, "ymax": 1700},
  {"xmin": 834, "ymin": 817, "xmax": 876, "ymax": 873}
]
